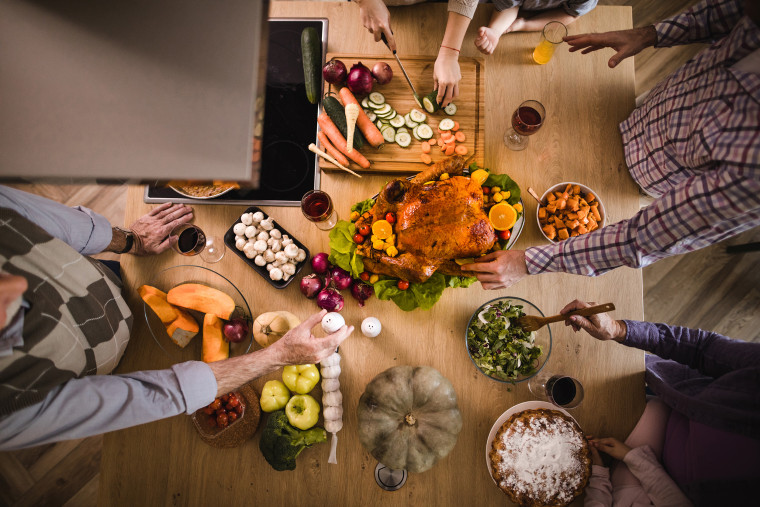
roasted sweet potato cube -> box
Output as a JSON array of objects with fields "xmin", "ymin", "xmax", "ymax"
[
  {"xmin": 577, "ymin": 208, "xmax": 588, "ymax": 220},
  {"xmin": 554, "ymin": 191, "xmax": 564, "ymax": 199},
  {"xmin": 557, "ymin": 228, "xmax": 570, "ymax": 241},
  {"xmin": 570, "ymin": 230, "xmax": 580, "ymax": 237},
  {"xmin": 558, "ymin": 199, "xmax": 567, "ymax": 210},
  {"xmin": 564, "ymin": 184, "xmax": 573, "ymax": 194},
  {"xmin": 546, "ymin": 202, "xmax": 558, "ymax": 214},
  {"xmin": 538, "ymin": 207, "xmax": 547, "ymax": 219},
  {"xmin": 579, "ymin": 198, "xmax": 589, "ymax": 207},
  {"xmin": 554, "ymin": 216, "xmax": 565, "ymax": 229},
  {"xmin": 578, "ymin": 225, "xmax": 589, "ymax": 234},
  {"xmin": 586, "ymin": 193, "xmax": 596, "ymax": 202},
  {"xmin": 566, "ymin": 212, "xmax": 578, "ymax": 220},
  {"xmin": 573, "ymin": 185, "xmax": 581, "ymax": 194},
  {"xmin": 591, "ymin": 206, "xmax": 602, "ymax": 221},
  {"xmin": 567, "ymin": 198, "xmax": 579, "ymax": 211},
  {"xmin": 567, "ymin": 219, "xmax": 580, "ymax": 230},
  {"xmin": 547, "ymin": 193, "xmax": 557, "ymax": 202},
  {"xmin": 542, "ymin": 224, "xmax": 557, "ymax": 240}
]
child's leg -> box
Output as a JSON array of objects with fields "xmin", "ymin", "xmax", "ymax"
[
  {"xmin": 611, "ymin": 397, "xmax": 671, "ymax": 487},
  {"xmin": 474, "ymin": 6, "xmax": 518, "ymax": 55}
]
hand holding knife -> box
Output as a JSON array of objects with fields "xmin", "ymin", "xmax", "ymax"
[{"xmin": 381, "ymin": 33, "xmax": 423, "ymax": 108}]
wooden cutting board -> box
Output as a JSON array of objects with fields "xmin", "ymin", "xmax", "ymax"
[{"xmin": 321, "ymin": 54, "xmax": 485, "ymax": 173}]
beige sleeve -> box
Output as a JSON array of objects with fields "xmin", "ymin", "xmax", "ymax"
[{"xmin": 448, "ymin": 0, "xmax": 479, "ymax": 19}]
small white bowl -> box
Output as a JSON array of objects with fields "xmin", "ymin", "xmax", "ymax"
[{"xmin": 536, "ymin": 182, "xmax": 606, "ymax": 243}]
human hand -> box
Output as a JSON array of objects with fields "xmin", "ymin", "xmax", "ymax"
[
  {"xmin": 474, "ymin": 26, "xmax": 501, "ymax": 55},
  {"xmin": 460, "ymin": 250, "xmax": 529, "ymax": 290},
  {"xmin": 356, "ymin": 0, "xmax": 396, "ymax": 52},
  {"xmin": 434, "ymin": 49, "xmax": 461, "ymax": 107},
  {"xmin": 0, "ymin": 273, "xmax": 27, "ymax": 329},
  {"xmin": 129, "ymin": 202, "xmax": 193, "ymax": 255},
  {"xmin": 589, "ymin": 437, "xmax": 631, "ymax": 461},
  {"xmin": 564, "ymin": 25, "xmax": 657, "ymax": 68},
  {"xmin": 271, "ymin": 310, "xmax": 354, "ymax": 365},
  {"xmin": 504, "ymin": 17, "xmax": 526, "ymax": 33},
  {"xmin": 560, "ymin": 299, "xmax": 626, "ymax": 342},
  {"xmin": 586, "ymin": 436, "xmax": 605, "ymax": 466}
]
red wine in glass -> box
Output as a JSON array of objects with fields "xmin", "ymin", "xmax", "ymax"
[
  {"xmin": 512, "ymin": 106, "xmax": 543, "ymax": 136},
  {"xmin": 172, "ymin": 225, "xmax": 205, "ymax": 256},
  {"xmin": 546, "ymin": 375, "xmax": 584, "ymax": 408},
  {"xmin": 301, "ymin": 190, "xmax": 338, "ymax": 230}
]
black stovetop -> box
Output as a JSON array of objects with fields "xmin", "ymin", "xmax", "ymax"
[{"xmin": 145, "ymin": 18, "xmax": 325, "ymax": 206}]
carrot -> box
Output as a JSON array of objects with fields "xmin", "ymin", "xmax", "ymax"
[
  {"xmin": 338, "ymin": 87, "xmax": 384, "ymax": 148},
  {"xmin": 441, "ymin": 131, "xmax": 452, "ymax": 140},
  {"xmin": 318, "ymin": 131, "xmax": 349, "ymax": 167},
  {"xmin": 452, "ymin": 121, "xmax": 460, "ymax": 131},
  {"xmin": 421, "ymin": 141, "xmax": 431, "ymax": 154},
  {"xmin": 455, "ymin": 131, "xmax": 466, "ymax": 142},
  {"xmin": 444, "ymin": 136, "xmax": 456, "ymax": 145},
  {"xmin": 437, "ymin": 137, "xmax": 444, "ymax": 147},
  {"xmin": 318, "ymin": 113, "xmax": 371, "ymax": 169},
  {"xmin": 445, "ymin": 144, "xmax": 455, "ymax": 156},
  {"xmin": 455, "ymin": 145, "xmax": 468, "ymax": 155},
  {"xmin": 420, "ymin": 153, "xmax": 432, "ymax": 165}
]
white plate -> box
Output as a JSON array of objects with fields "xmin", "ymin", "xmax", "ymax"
[{"xmin": 485, "ymin": 401, "xmax": 576, "ymax": 485}]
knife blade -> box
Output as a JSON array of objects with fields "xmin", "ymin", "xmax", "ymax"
[{"xmin": 381, "ymin": 33, "xmax": 423, "ymax": 108}]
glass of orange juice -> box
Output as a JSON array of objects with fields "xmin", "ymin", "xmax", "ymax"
[{"xmin": 533, "ymin": 21, "xmax": 567, "ymax": 65}]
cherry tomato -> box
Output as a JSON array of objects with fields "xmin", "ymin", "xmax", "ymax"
[
  {"xmin": 482, "ymin": 186, "xmax": 491, "ymax": 194},
  {"xmin": 227, "ymin": 396, "xmax": 239, "ymax": 408},
  {"xmin": 498, "ymin": 229, "xmax": 511, "ymax": 240},
  {"xmin": 217, "ymin": 413, "xmax": 229, "ymax": 428},
  {"xmin": 235, "ymin": 404, "xmax": 244, "ymax": 414},
  {"xmin": 358, "ymin": 224, "xmax": 371, "ymax": 236},
  {"xmin": 360, "ymin": 271, "xmax": 370, "ymax": 281},
  {"xmin": 397, "ymin": 280, "xmax": 410, "ymax": 290},
  {"xmin": 353, "ymin": 233, "xmax": 365, "ymax": 244},
  {"xmin": 228, "ymin": 411, "xmax": 238, "ymax": 422},
  {"xmin": 221, "ymin": 394, "xmax": 229, "ymax": 402},
  {"xmin": 385, "ymin": 212, "xmax": 396, "ymax": 224},
  {"xmin": 202, "ymin": 406, "xmax": 215, "ymax": 416},
  {"xmin": 210, "ymin": 399, "xmax": 222, "ymax": 411}
]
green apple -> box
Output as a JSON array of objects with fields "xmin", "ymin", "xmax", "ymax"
[
  {"xmin": 259, "ymin": 380, "xmax": 290, "ymax": 413},
  {"xmin": 285, "ymin": 394, "xmax": 320, "ymax": 430},
  {"xmin": 282, "ymin": 364, "xmax": 320, "ymax": 394}
]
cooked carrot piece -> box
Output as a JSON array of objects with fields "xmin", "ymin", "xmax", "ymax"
[
  {"xmin": 421, "ymin": 141, "xmax": 431, "ymax": 154},
  {"xmin": 455, "ymin": 145, "xmax": 468, "ymax": 155},
  {"xmin": 421, "ymin": 153, "xmax": 433, "ymax": 165},
  {"xmin": 452, "ymin": 121, "xmax": 460, "ymax": 131},
  {"xmin": 445, "ymin": 144, "xmax": 455, "ymax": 156},
  {"xmin": 455, "ymin": 131, "xmax": 466, "ymax": 142}
]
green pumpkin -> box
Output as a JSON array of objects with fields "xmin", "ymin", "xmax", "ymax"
[{"xmin": 357, "ymin": 365, "xmax": 463, "ymax": 473}]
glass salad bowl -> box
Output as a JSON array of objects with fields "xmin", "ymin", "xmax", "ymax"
[{"xmin": 465, "ymin": 297, "xmax": 552, "ymax": 384}]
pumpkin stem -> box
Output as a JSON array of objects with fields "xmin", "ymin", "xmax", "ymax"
[{"xmin": 404, "ymin": 413, "xmax": 416, "ymax": 426}]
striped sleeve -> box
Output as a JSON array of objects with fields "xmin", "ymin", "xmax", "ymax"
[
  {"xmin": 525, "ymin": 164, "xmax": 760, "ymax": 276},
  {"xmin": 655, "ymin": 0, "xmax": 744, "ymax": 47}
]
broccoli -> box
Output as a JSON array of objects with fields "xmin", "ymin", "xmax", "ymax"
[{"xmin": 259, "ymin": 410, "xmax": 327, "ymax": 471}]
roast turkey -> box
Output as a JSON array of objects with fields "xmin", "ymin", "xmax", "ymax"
[{"xmin": 356, "ymin": 156, "xmax": 496, "ymax": 283}]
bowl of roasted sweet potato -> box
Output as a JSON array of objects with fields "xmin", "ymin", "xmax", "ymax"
[{"xmin": 537, "ymin": 182, "xmax": 606, "ymax": 243}]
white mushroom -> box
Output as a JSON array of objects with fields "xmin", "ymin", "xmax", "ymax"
[
  {"xmin": 270, "ymin": 240, "xmax": 282, "ymax": 253},
  {"xmin": 263, "ymin": 250, "xmax": 276, "ymax": 263},
  {"xmin": 252, "ymin": 211, "xmax": 265, "ymax": 223},
  {"xmin": 254, "ymin": 255, "xmax": 266, "ymax": 267},
  {"xmin": 235, "ymin": 237, "xmax": 247, "ymax": 251},
  {"xmin": 244, "ymin": 225, "xmax": 258, "ymax": 238},
  {"xmin": 265, "ymin": 264, "xmax": 273, "ymax": 272},
  {"xmin": 282, "ymin": 273, "xmax": 291, "ymax": 282},
  {"xmin": 269, "ymin": 229, "xmax": 282, "ymax": 239},
  {"xmin": 282, "ymin": 263, "xmax": 296, "ymax": 276},
  {"xmin": 257, "ymin": 231, "xmax": 269, "ymax": 242},
  {"xmin": 275, "ymin": 251, "xmax": 289, "ymax": 264},
  {"xmin": 267, "ymin": 237, "xmax": 275, "ymax": 246},
  {"xmin": 233, "ymin": 223, "xmax": 246, "ymax": 236},
  {"xmin": 269, "ymin": 267, "xmax": 283, "ymax": 281},
  {"xmin": 253, "ymin": 240, "xmax": 268, "ymax": 253},
  {"xmin": 284, "ymin": 243, "xmax": 299, "ymax": 259},
  {"xmin": 260, "ymin": 218, "xmax": 274, "ymax": 231},
  {"xmin": 294, "ymin": 248, "xmax": 307, "ymax": 262},
  {"xmin": 240, "ymin": 213, "xmax": 253, "ymax": 226},
  {"xmin": 281, "ymin": 237, "xmax": 294, "ymax": 247},
  {"xmin": 243, "ymin": 242, "xmax": 256, "ymax": 255},
  {"xmin": 245, "ymin": 248, "xmax": 256, "ymax": 259}
]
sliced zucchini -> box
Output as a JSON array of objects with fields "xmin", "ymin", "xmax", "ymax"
[
  {"xmin": 396, "ymin": 126, "xmax": 409, "ymax": 134},
  {"xmin": 368, "ymin": 92, "xmax": 385, "ymax": 105},
  {"xmin": 422, "ymin": 92, "xmax": 440, "ymax": 114},
  {"xmin": 404, "ymin": 113, "xmax": 419, "ymax": 129},
  {"xmin": 395, "ymin": 132, "xmax": 412, "ymax": 147},
  {"xmin": 412, "ymin": 125, "xmax": 422, "ymax": 141},
  {"xmin": 374, "ymin": 104, "xmax": 392, "ymax": 116},
  {"xmin": 389, "ymin": 115, "xmax": 405, "ymax": 128},
  {"xmin": 368, "ymin": 100, "xmax": 384, "ymax": 110},
  {"xmin": 416, "ymin": 123, "xmax": 434, "ymax": 140},
  {"xmin": 365, "ymin": 110, "xmax": 377, "ymax": 122},
  {"xmin": 438, "ymin": 118, "xmax": 456, "ymax": 131},
  {"xmin": 375, "ymin": 120, "xmax": 384, "ymax": 130},
  {"xmin": 382, "ymin": 126, "xmax": 396, "ymax": 143},
  {"xmin": 444, "ymin": 103, "xmax": 457, "ymax": 115},
  {"xmin": 409, "ymin": 109, "xmax": 427, "ymax": 123},
  {"xmin": 361, "ymin": 97, "xmax": 370, "ymax": 109}
]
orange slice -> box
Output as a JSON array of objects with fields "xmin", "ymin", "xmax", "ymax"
[
  {"xmin": 470, "ymin": 169, "xmax": 489, "ymax": 186},
  {"xmin": 371, "ymin": 219, "xmax": 393, "ymax": 240},
  {"xmin": 489, "ymin": 203, "xmax": 517, "ymax": 231}
]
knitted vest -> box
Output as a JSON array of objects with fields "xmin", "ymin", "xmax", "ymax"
[{"xmin": 0, "ymin": 207, "xmax": 132, "ymax": 416}]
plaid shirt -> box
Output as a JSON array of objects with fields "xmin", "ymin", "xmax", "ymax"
[{"xmin": 526, "ymin": 0, "xmax": 760, "ymax": 276}]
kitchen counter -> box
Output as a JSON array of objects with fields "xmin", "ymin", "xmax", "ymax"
[{"xmin": 101, "ymin": 2, "xmax": 643, "ymax": 505}]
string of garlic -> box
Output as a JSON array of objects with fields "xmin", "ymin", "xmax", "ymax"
[{"xmin": 320, "ymin": 351, "xmax": 342, "ymax": 464}]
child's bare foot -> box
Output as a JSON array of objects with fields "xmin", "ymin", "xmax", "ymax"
[{"xmin": 475, "ymin": 26, "xmax": 501, "ymax": 55}]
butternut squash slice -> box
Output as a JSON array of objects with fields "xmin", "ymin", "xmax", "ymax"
[
  {"xmin": 167, "ymin": 313, "xmax": 200, "ymax": 348},
  {"xmin": 167, "ymin": 283, "xmax": 236, "ymax": 320},
  {"xmin": 202, "ymin": 313, "xmax": 229, "ymax": 363},
  {"xmin": 139, "ymin": 284, "xmax": 199, "ymax": 347}
]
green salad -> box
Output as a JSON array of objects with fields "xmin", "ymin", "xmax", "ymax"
[{"xmin": 466, "ymin": 299, "xmax": 543, "ymax": 382}]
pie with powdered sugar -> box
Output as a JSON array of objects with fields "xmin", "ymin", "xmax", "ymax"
[{"xmin": 489, "ymin": 408, "xmax": 591, "ymax": 506}]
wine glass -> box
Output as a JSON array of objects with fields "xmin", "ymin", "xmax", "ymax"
[
  {"xmin": 301, "ymin": 189, "xmax": 338, "ymax": 231},
  {"xmin": 528, "ymin": 371, "xmax": 584, "ymax": 409},
  {"xmin": 503, "ymin": 100, "xmax": 546, "ymax": 151},
  {"xmin": 169, "ymin": 224, "xmax": 225, "ymax": 263}
]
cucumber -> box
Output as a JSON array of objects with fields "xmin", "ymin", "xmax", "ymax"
[
  {"xmin": 404, "ymin": 113, "xmax": 418, "ymax": 129},
  {"xmin": 444, "ymin": 103, "xmax": 457, "ymax": 115},
  {"xmin": 369, "ymin": 92, "xmax": 385, "ymax": 105},
  {"xmin": 395, "ymin": 132, "xmax": 412, "ymax": 147},
  {"xmin": 365, "ymin": 110, "xmax": 377, "ymax": 122},
  {"xmin": 412, "ymin": 125, "xmax": 422, "ymax": 141},
  {"xmin": 322, "ymin": 95, "xmax": 365, "ymax": 149},
  {"xmin": 368, "ymin": 100, "xmax": 384, "ymax": 110},
  {"xmin": 361, "ymin": 97, "xmax": 370, "ymax": 109},
  {"xmin": 301, "ymin": 27, "xmax": 321, "ymax": 105},
  {"xmin": 376, "ymin": 120, "xmax": 383, "ymax": 130},
  {"xmin": 409, "ymin": 109, "xmax": 427, "ymax": 123},
  {"xmin": 382, "ymin": 126, "xmax": 396, "ymax": 143},
  {"xmin": 417, "ymin": 123, "xmax": 434, "ymax": 140},
  {"xmin": 389, "ymin": 115, "xmax": 405, "ymax": 128},
  {"xmin": 422, "ymin": 91, "xmax": 440, "ymax": 114},
  {"xmin": 438, "ymin": 118, "xmax": 455, "ymax": 131},
  {"xmin": 396, "ymin": 126, "xmax": 409, "ymax": 134},
  {"xmin": 374, "ymin": 104, "xmax": 392, "ymax": 116}
]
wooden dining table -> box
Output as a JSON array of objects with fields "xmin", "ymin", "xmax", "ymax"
[{"xmin": 100, "ymin": 2, "xmax": 644, "ymax": 505}]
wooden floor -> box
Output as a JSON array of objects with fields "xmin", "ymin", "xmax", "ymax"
[{"xmin": 3, "ymin": 1, "xmax": 757, "ymax": 506}]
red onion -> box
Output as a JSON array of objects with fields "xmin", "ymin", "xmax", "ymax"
[
  {"xmin": 323, "ymin": 59, "xmax": 347, "ymax": 85},
  {"xmin": 350, "ymin": 281, "xmax": 373, "ymax": 307},
  {"xmin": 347, "ymin": 62, "xmax": 373, "ymax": 95},
  {"xmin": 300, "ymin": 273, "xmax": 323, "ymax": 299},
  {"xmin": 311, "ymin": 252, "xmax": 330, "ymax": 274},
  {"xmin": 371, "ymin": 61, "xmax": 393, "ymax": 85},
  {"xmin": 330, "ymin": 267, "xmax": 352, "ymax": 290},
  {"xmin": 317, "ymin": 287, "xmax": 344, "ymax": 312},
  {"xmin": 223, "ymin": 318, "xmax": 249, "ymax": 343}
]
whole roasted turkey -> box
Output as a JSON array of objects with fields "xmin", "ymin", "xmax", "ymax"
[{"xmin": 356, "ymin": 156, "xmax": 496, "ymax": 283}]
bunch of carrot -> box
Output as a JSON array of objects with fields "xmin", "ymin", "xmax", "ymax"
[
  {"xmin": 317, "ymin": 88, "xmax": 384, "ymax": 170},
  {"xmin": 419, "ymin": 121, "xmax": 468, "ymax": 165}
]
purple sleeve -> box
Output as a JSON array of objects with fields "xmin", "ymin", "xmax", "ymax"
[
  {"xmin": 655, "ymin": 0, "xmax": 744, "ymax": 47},
  {"xmin": 621, "ymin": 320, "xmax": 760, "ymax": 378},
  {"xmin": 624, "ymin": 446, "xmax": 693, "ymax": 506},
  {"xmin": 584, "ymin": 465, "xmax": 613, "ymax": 507}
]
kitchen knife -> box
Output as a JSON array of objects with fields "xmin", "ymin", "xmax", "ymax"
[{"xmin": 381, "ymin": 33, "xmax": 423, "ymax": 108}]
